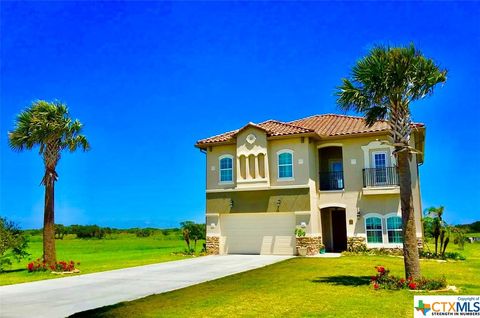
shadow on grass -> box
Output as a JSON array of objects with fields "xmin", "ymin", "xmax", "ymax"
[
  {"xmin": 70, "ymin": 303, "xmax": 125, "ymax": 318},
  {"xmin": 312, "ymin": 275, "xmax": 371, "ymax": 286},
  {"xmin": 2, "ymin": 268, "xmax": 27, "ymax": 274}
]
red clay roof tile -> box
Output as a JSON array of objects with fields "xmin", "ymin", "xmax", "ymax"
[{"xmin": 195, "ymin": 114, "xmax": 424, "ymax": 146}]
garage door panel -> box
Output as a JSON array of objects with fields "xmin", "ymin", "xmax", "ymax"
[{"xmin": 220, "ymin": 213, "xmax": 296, "ymax": 255}]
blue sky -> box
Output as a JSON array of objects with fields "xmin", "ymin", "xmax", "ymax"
[{"xmin": 1, "ymin": 1, "xmax": 479, "ymax": 228}]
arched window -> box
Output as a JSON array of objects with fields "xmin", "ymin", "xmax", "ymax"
[
  {"xmin": 387, "ymin": 216, "xmax": 403, "ymax": 243},
  {"xmin": 365, "ymin": 216, "xmax": 383, "ymax": 243},
  {"xmin": 277, "ymin": 150, "xmax": 293, "ymax": 179},
  {"xmin": 219, "ymin": 155, "xmax": 233, "ymax": 183}
]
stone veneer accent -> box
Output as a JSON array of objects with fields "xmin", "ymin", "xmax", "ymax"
[
  {"xmin": 296, "ymin": 236, "xmax": 322, "ymax": 255},
  {"xmin": 347, "ymin": 236, "xmax": 367, "ymax": 252},
  {"xmin": 206, "ymin": 236, "xmax": 220, "ymax": 255},
  {"xmin": 346, "ymin": 236, "xmax": 424, "ymax": 253}
]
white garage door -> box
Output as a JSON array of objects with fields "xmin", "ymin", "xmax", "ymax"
[{"xmin": 220, "ymin": 213, "xmax": 296, "ymax": 255}]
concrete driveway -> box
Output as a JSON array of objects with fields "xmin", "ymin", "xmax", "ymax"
[{"xmin": 0, "ymin": 255, "xmax": 292, "ymax": 318}]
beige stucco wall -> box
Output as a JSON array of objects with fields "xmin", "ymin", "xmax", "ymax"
[
  {"xmin": 313, "ymin": 133, "xmax": 423, "ymax": 242},
  {"xmin": 205, "ymin": 144, "xmax": 236, "ymax": 190},
  {"xmin": 206, "ymin": 188, "xmax": 310, "ymax": 214},
  {"xmin": 203, "ymin": 130, "xmax": 424, "ymax": 247},
  {"xmin": 268, "ymin": 137, "xmax": 311, "ymax": 186}
]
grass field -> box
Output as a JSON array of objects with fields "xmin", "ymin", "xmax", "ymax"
[
  {"xmin": 73, "ymin": 243, "xmax": 480, "ymax": 318},
  {"xmin": 0, "ymin": 233, "xmax": 202, "ymax": 286}
]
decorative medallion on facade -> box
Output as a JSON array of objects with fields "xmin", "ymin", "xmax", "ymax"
[{"xmin": 246, "ymin": 133, "xmax": 256, "ymax": 144}]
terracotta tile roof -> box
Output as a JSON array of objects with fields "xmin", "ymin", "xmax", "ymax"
[
  {"xmin": 195, "ymin": 114, "xmax": 424, "ymax": 146},
  {"xmin": 256, "ymin": 120, "xmax": 314, "ymax": 137},
  {"xmin": 196, "ymin": 120, "xmax": 314, "ymax": 146},
  {"xmin": 290, "ymin": 114, "xmax": 389, "ymax": 137},
  {"xmin": 291, "ymin": 114, "xmax": 424, "ymax": 137}
]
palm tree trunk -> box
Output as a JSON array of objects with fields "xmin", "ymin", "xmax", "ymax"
[
  {"xmin": 397, "ymin": 150, "xmax": 421, "ymax": 280},
  {"xmin": 43, "ymin": 181, "xmax": 56, "ymax": 265}
]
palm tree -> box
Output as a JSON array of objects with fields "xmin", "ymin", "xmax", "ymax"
[
  {"xmin": 8, "ymin": 100, "xmax": 90, "ymax": 265},
  {"xmin": 336, "ymin": 44, "xmax": 447, "ymax": 279},
  {"xmin": 426, "ymin": 206, "xmax": 444, "ymax": 254}
]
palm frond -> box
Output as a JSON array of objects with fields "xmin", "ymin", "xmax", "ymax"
[
  {"xmin": 335, "ymin": 43, "xmax": 447, "ymax": 132},
  {"xmin": 8, "ymin": 100, "xmax": 90, "ymax": 158}
]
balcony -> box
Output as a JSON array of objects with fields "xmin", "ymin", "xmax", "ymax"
[
  {"xmin": 362, "ymin": 167, "xmax": 399, "ymax": 195},
  {"xmin": 319, "ymin": 171, "xmax": 344, "ymax": 191}
]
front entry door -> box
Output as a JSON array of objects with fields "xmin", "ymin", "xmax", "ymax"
[{"xmin": 331, "ymin": 209, "xmax": 347, "ymax": 251}]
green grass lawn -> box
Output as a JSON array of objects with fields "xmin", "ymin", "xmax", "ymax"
[
  {"xmin": 73, "ymin": 243, "xmax": 480, "ymax": 318},
  {"xmin": 0, "ymin": 233, "xmax": 202, "ymax": 286}
]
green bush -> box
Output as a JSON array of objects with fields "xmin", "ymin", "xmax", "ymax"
[
  {"xmin": 371, "ymin": 265, "xmax": 447, "ymax": 291},
  {"xmin": 294, "ymin": 228, "xmax": 306, "ymax": 237},
  {"xmin": 419, "ymin": 250, "xmax": 466, "ymax": 260},
  {"xmin": 0, "ymin": 217, "xmax": 29, "ymax": 272},
  {"xmin": 136, "ymin": 229, "xmax": 152, "ymax": 237},
  {"xmin": 75, "ymin": 225, "xmax": 106, "ymax": 239}
]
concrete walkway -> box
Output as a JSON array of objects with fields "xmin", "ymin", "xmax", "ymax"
[{"xmin": 0, "ymin": 255, "xmax": 292, "ymax": 318}]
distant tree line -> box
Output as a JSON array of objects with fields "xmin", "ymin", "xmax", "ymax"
[
  {"xmin": 455, "ymin": 221, "xmax": 480, "ymax": 233},
  {"xmin": 22, "ymin": 224, "xmax": 194, "ymax": 240}
]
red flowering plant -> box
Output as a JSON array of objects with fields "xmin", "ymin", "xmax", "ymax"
[
  {"xmin": 27, "ymin": 258, "xmax": 48, "ymax": 272},
  {"xmin": 27, "ymin": 259, "xmax": 80, "ymax": 273},
  {"xmin": 371, "ymin": 266, "xmax": 446, "ymax": 291}
]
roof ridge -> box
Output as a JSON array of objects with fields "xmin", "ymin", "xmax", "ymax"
[
  {"xmin": 291, "ymin": 113, "xmax": 388, "ymax": 123},
  {"xmin": 259, "ymin": 119, "xmax": 315, "ymax": 132}
]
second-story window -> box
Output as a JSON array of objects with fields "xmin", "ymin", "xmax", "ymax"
[
  {"xmin": 219, "ymin": 155, "xmax": 233, "ymax": 183},
  {"xmin": 277, "ymin": 150, "xmax": 294, "ymax": 179}
]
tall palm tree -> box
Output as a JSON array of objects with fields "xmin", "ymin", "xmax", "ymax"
[
  {"xmin": 8, "ymin": 100, "xmax": 90, "ymax": 265},
  {"xmin": 336, "ymin": 44, "xmax": 447, "ymax": 279}
]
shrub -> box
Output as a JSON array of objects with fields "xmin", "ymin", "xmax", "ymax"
[
  {"xmin": 50, "ymin": 260, "xmax": 77, "ymax": 272},
  {"xmin": 294, "ymin": 228, "xmax": 306, "ymax": 237},
  {"xmin": 75, "ymin": 225, "xmax": 105, "ymax": 239},
  {"xmin": 54, "ymin": 224, "xmax": 66, "ymax": 239},
  {"xmin": 136, "ymin": 229, "xmax": 152, "ymax": 237},
  {"xmin": 419, "ymin": 250, "xmax": 466, "ymax": 260},
  {"xmin": 180, "ymin": 221, "xmax": 206, "ymax": 251},
  {"xmin": 0, "ymin": 217, "xmax": 29, "ymax": 272},
  {"xmin": 27, "ymin": 259, "xmax": 79, "ymax": 272},
  {"xmin": 371, "ymin": 265, "xmax": 446, "ymax": 291},
  {"xmin": 27, "ymin": 259, "xmax": 48, "ymax": 272}
]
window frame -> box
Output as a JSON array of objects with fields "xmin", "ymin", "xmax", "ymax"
[
  {"xmin": 371, "ymin": 150, "xmax": 388, "ymax": 185},
  {"xmin": 218, "ymin": 154, "xmax": 234, "ymax": 184},
  {"xmin": 364, "ymin": 213, "xmax": 384, "ymax": 245},
  {"xmin": 386, "ymin": 214, "xmax": 403, "ymax": 244},
  {"xmin": 276, "ymin": 149, "xmax": 294, "ymax": 181}
]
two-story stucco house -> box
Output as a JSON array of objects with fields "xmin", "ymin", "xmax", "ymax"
[{"xmin": 195, "ymin": 114, "xmax": 425, "ymax": 255}]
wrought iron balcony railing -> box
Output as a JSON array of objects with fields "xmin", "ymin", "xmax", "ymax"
[
  {"xmin": 362, "ymin": 167, "xmax": 399, "ymax": 187},
  {"xmin": 319, "ymin": 171, "xmax": 344, "ymax": 190}
]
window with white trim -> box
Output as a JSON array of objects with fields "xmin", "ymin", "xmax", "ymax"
[
  {"xmin": 277, "ymin": 150, "xmax": 293, "ymax": 179},
  {"xmin": 219, "ymin": 155, "xmax": 233, "ymax": 183},
  {"xmin": 387, "ymin": 216, "xmax": 403, "ymax": 243},
  {"xmin": 365, "ymin": 217, "xmax": 383, "ymax": 243}
]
